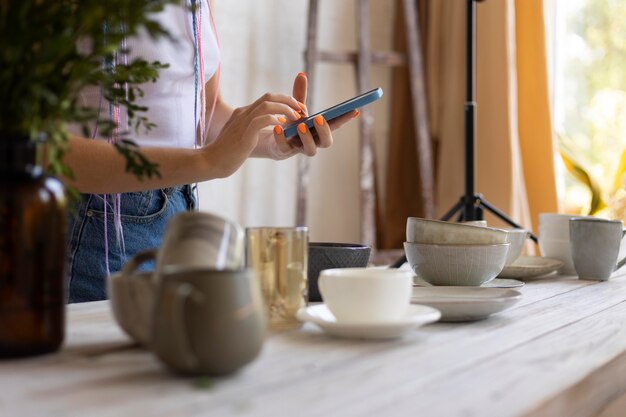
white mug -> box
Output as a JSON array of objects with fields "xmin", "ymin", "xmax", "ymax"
[
  {"xmin": 318, "ymin": 268, "xmax": 412, "ymax": 323},
  {"xmin": 538, "ymin": 213, "xmax": 594, "ymax": 275}
]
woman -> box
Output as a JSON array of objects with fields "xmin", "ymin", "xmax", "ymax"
[{"xmin": 65, "ymin": 0, "xmax": 357, "ymax": 302}]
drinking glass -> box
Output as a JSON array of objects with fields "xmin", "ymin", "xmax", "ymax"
[{"xmin": 246, "ymin": 227, "xmax": 308, "ymax": 331}]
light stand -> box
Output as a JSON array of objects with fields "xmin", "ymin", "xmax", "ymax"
[{"xmin": 391, "ymin": 0, "xmax": 536, "ymax": 268}]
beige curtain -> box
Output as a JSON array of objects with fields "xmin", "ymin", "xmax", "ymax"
[{"xmin": 382, "ymin": 0, "xmax": 557, "ymax": 248}]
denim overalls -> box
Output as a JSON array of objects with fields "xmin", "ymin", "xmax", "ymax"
[{"xmin": 66, "ymin": 185, "xmax": 196, "ymax": 303}]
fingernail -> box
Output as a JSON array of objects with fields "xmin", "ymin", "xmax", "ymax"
[
  {"xmin": 274, "ymin": 125, "xmax": 283, "ymax": 135},
  {"xmin": 314, "ymin": 115, "xmax": 324, "ymax": 126},
  {"xmin": 297, "ymin": 123, "xmax": 308, "ymax": 134},
  {"xmin": 297, "ymin": 101, "xmax": 307, "ymax": 112},
  {"xmin": 297, "ymin": 72, "xmax": 307, "ymax": 78},
  {"xmin": 278, "ymin": 116, "xmax": 287, "ymax": 124},
  {"xmin": 293, "ymin": 110, "xmax": 301, "ymax": 119},
  {"xmin": 353, "ymin": 110, "xmax": 361, "ymax": 118}
]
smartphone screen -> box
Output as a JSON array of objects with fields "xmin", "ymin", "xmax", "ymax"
[{"xmin": 283, "ymin": 87, "xmax": 383, "ymax": 138}]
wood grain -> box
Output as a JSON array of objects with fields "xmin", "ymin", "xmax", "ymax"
[{"xmin": 2, "ymin": 273, "xmax": 626, "ymax": 417}]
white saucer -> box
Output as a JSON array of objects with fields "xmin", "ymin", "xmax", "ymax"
[
  {"xmin": 296, "ymin": 304, "xmax": 441, "ymax": 339},
  {"xmin": 411, "ymin": 287, "xmax": 522, "ymax": 322},
  {"xmin": 414, "ymin": 277, "xmax": 525, "ymax": 289},
  {"xmin": 497, "ymin": 256, "xmax": 564, "ymax": 280}
]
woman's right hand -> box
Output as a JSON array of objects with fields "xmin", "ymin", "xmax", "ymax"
[{"xmin": 203, "ymin": 93, "xmax": 304, "ymax": 178}]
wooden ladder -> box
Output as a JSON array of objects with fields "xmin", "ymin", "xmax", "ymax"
[{"xmin": 296, "ymin": 0, "xmax": 434, "ymax": 250}]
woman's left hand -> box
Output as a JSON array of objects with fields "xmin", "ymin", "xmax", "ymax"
[{"xmin": 257, "ymin": 72, "xmax": 359, "ymax": 159}]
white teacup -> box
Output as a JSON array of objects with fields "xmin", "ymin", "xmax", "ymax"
[{"xmin": 318, "ymin": 268, "xmax": 413, "ymax": 323}]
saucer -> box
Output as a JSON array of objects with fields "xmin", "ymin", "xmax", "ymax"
[
  {"xmin": 411, "ymin": 287, "xmax": 522, "ymax": 322},
  {"xmin": 414, "ymin": 277, "xmax": 525, "ymax": 289},
  {"xmin": 296, "ymin": 304, "xmax": 441, "ymax": 339},
  {"xmin": 497, "ymin": 256, "xmax": 564, "ymax": 280}
]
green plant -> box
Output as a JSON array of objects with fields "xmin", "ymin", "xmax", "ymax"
[
  {"xmin": 0, "ymin": 0, "xmax": 183, "ymax": 181},
  {"xmin": 559, "ymin": 134, "xmax": 626, "ymax": 218}
]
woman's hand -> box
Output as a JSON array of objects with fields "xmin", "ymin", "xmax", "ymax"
[
  {"xmin": 255, "ymin": 72, "xmax": 360, "ymax": 160},
  {"xmin": 203, "ymin": 92, "xmax": 303, "ymax": 177}
]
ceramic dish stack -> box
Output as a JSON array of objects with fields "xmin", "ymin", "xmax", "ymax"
[
  {"xmin": 404, "ymin": 218, "xmax": 525, "ymax": 321},
  {"xmin": 404, "ymin": 217, "xmax": 512, "ymax": 287}
]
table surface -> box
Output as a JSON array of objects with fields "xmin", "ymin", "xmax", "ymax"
[{"xmin": 3, "ymin": 271, "xmax": 626, "ymax": 417}]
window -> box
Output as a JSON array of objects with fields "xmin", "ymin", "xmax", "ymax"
[{"xmin": 550, "ymin": 0, "xmax": 626, "ymax": 217}]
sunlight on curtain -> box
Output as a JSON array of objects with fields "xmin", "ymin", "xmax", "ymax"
[{"xmin": 515, "ymin": 0, "xmax": 559, "ymax": 231}]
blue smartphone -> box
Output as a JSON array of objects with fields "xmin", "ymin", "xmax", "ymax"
[{"xmin": 283, "ymin": 87, "xmax": 383, "ymax": 138}]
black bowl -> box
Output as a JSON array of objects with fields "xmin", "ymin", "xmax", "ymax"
[{"xmin": 308, "ymin": 242, "xmax": 371, "ymax": 302}]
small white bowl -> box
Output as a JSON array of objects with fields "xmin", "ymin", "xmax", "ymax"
[
  {"xmin": 503, "ymin": 228, "xmax": 529, "ymax": 265},
  {"xmin": 404, "ymin": 242, "xmax": 510, "ymax": 286}
]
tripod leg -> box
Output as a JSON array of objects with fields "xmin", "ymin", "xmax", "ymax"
[
  {"xmin": 389, "ymin": 254, "xmax": 407, "ymax": 268},
  {"xmin": 478, "ymin": 198, "xmax": 538, "ymax": 243},
  {"xmin": 440, "ymin": 199, "xmax": 465, "ymax": 221}
]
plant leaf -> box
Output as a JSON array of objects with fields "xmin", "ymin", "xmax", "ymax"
[
  {"xmin": 559, "ymin": 146, "xmax": 606, "ymax": 215},
  {"xmin": 612, "ymin": 149, "xmax": 626, "ymax": 192}
]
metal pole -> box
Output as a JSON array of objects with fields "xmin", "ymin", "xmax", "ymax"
[{"xmin": 463, "ymin": 0, "xmax": 478, "ymax": 220}]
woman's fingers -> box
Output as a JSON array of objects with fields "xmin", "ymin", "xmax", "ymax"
[
  {"xmin": 249, "ymin": 101, "xmax": 301, "ymax": 121},
  {"xmin": 292, "ymin": 72, "xmax": 308, "ymax": 110},
  {"xmin": 273, "ymin": 125, "xmax": 294, "ymax": 154},
  {"xmin": 248, "ymin": 114, "xmax": 283, "ymax": 133},
  {"xmin": 312, "ymin": 115, "xmax": 333, "ymax": 148},
  {"xmin": 250, "ymin": 92, "xmax": 304, "ymax": 116},
  {"xmin": 296, "ymin": 122, "xmax": 317, "ymax": 156}
]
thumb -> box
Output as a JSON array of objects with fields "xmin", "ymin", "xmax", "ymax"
[{"xmin": 292, "ymin": 72, "xmax": 308, "ymax": 107}]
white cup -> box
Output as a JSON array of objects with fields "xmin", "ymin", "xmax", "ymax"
[
  {"xmin": 318, "ymin": 268, "xmax": 413, "ymax": 323},
  {"xmin": 539, "ymin": 239, "xmax": 575, "ymax": 275},
  {"xmin": 539, "ymin": 213, "xmax": 594, "ymax": 241},
  {"xmin": 538, "ymin": 213, "xmax": 594, "ymax": 274}
]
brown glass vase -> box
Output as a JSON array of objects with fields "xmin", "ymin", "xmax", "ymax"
[{"xmin": 0, "ymin": 137, "xmax": 67, "ymax": 357}]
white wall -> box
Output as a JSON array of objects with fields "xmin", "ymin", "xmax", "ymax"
[{"xmin": 199, "ymin": 0, "xmax": 394, "ymax": 243}]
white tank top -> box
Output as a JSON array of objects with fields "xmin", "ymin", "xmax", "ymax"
[{"xmin": 74, "ymin": 1, "xmax": 220, "ymax": 149}]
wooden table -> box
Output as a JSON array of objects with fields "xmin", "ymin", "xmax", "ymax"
[{"xmin": 3, "ymin": 272, "xmax": 626, "ymax": 417}]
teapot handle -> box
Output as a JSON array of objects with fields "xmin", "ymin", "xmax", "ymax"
[
  {"xmin": 153, "ymin": 282, "xmax": 203, "ymax": 373},
  {"xmin": 122, "ymin": 249, "xmax": 158, "ymax": 277}
]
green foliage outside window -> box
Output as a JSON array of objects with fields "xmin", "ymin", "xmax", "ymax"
[{"xmin": 556, "ymin": 0, "xmax": 626, "ymax": 219}]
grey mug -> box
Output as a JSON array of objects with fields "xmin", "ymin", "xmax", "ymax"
[{"xmin": 570, "ymin": 218, "xmax": 626, "ymax": 281}]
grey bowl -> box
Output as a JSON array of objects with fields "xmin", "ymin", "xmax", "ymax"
[
  {"xmin": 404, "ymin": 242, "xmax": 510, "ymax": 286},
  {"xmin": 308, "ymin": 243, "xmax": 371, "ymax": 301}
]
